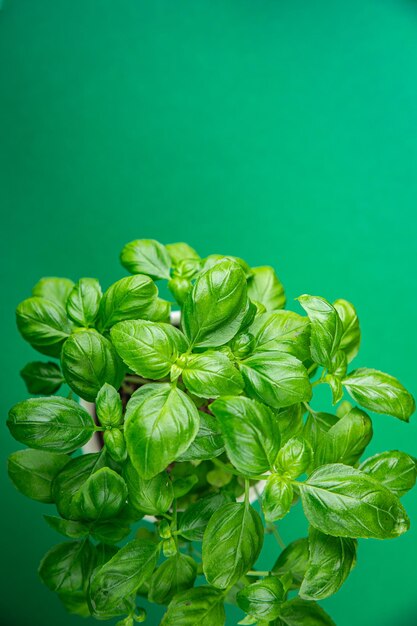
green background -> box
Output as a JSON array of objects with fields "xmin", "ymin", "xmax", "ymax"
[{"xmin": 1, "ymin": 0, "xmax": 416, "ymax": 624}]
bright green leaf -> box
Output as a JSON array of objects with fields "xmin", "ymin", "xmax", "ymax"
[
  {"xmin": 247, "ymin": 266, "xmax": 285, "ymax": 311},
  {"xmin": 67, "ymin": 277, "xmax": 102, "ymax": 327},
  {"xmin": 297, "ymin": 295, "xmax": 342, "ymax": 370},
  {"xmin": 182, "ymin": 351, "xmax": 244, "ymax": 398},
  {"xmin": 359, "ymin": 450, "xmax": 417, "ymax": 497},
  {"xmin": 120, "ymin": 239, "xmax": 171, "ymax": 279}
]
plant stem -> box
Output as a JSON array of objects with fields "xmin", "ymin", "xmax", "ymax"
[
  {"xmin": 267, "ymin": 523, "xmax": 286, "ymax": 550},
  {"xmin": 247, "ymin": 570, "xmax": 276, "ymax": 577}
]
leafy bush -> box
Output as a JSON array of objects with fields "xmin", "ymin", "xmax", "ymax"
[{"xmin": 7, "ymin": 239, "xmax": 416, "ymax": 625}]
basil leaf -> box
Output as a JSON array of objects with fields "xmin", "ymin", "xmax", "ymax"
[
  {"xmin": 96, "ymin": 383, "xmax": 123, "ymax": 427},
  {"xmin": 276, "ymin": 437, "xmax": 313, "ymax": 478},
  {"xmin": 182, "ymin": 259, "xmax": 248, "ymax": 348},
  {"xmin": 123, "ymin": 460, "xmax": 173, "ymax": 515},
  {"xmin": 74, "ymin": 467, "xmax": 128, "ymax": 521},
  {"xmin": 262, "ymin": 475, "xmax": 293, "ymax": 522},
  {"xmin": 272, "ymin": 538, "xmax": 309, "ymax": 589},
  {"xmin": 239, "ymin": 352, "xmax": 312, "ymax": 409},
  {"xmin": 359, "ymin": 450, "xmax": 417, "ymax": 497},
  {"xmin": 300, "ymin": 527, "xmax": 357, "ymax": 600},
  {"xmin": 8, "ymin": 449, "xmax": 69, "ymax": 503},
  {"xmin": 275, "ymin": 404, "xmax": 304, "ymax": 445},
  {"xmin": 53, "ymin": 453, "xmax": 106, "ymax": 520},
  {"xmin": 61, "ymin": 330, "xmax": 125, "ymax": 401},
  {"xmin": 110, "ymin": 320, "xmax": 187, "ymax": 379},
  {"xmin": 333, "ymin": 299, "xmax": 360, "ymax": 362},
  {"xmin": 177, "ymin": 410, "xmax": 224, "ymax": 461},
  {"xmin": 323, "ymin": 373, "xmax": 343, "ymax": 405},
  {"xmin": 120, "ymin": 239, "xmax": 171, "ymax": 279},
  {"xmin": 39, "ymin": 540, "xmax": 92, "ymax": 594},
  {"xmin": 343, "ymin": 368, "xmax": 415, "ymax": 421},
  {"xmin": 103, "ymin": 429, "xmax": 127, "ymax": 462},
  {"xmin": 237, "ymin": 576, "xmax": 285, "ymax": 621},
  {"xmin": 182, "ymin": 351, "xmax": 244, "ymax": 398},
  {"xmin": 20, "ymin": 361, "xmax": 64, "ymax": 395},
  {"xmin": 247, "ymin": 266, "xmax": 286, "ymax": 311},
  {"xmin": 166, "ymin": 241, "xmax": 200, "ymax": 266},
  {"xmin": 98, "ymin": 275, "xmax": 158, "ymax": 330},
  {"xmin": 16, "ymin": 296, "xmax": 72, "ymax": 355},
  {"xmin": 202, "ymin": 502, "xmax": 263, "ymax": 589},
  {"xmin": 44, "ymin": 515, "xmax": 89, "ymax": 539},
  {"xmin": 89, "ymin": 539, "xmax": 159, "ymax": 614},
  {"xmin": 7, "ymin": 396, "xmax": 94, "ymax": 452},
  {"xmin": 67, "ymin": 277, "xmax": 102, "ymax": 327},
  {"xmin": 161, "ymin": 587, "xmax": 226, "ymax": 626},
  {"xmin": 211, "ymin": 396, "xmax": 281, "ymax": 476},
  {"xmin": 230, "ymin": 331, "xmax": 256, "ymax": 359},
  {"xmin": 299, "ymin": 463, "xmax": 410, "ymax": 539},
  {"xmin": 168, "ymin": 277, "xmax": 192, "ymax": 305},
  {"xmin": 297, "ymin": 295, "xmax": 342, "ymax": 370},
  {"xmin": 32, "ymin": 277, "xmax": 75, "ymax": 306},
  {"xmin": 142, "ymin": 297, "xmax": 171, "ymax": 322},
  {"xmin": 90, "ymin": 519, "xmax": 131, "ymax": 544},
  {"xmin": 303, "ymin": 411, "xmax": 338, "ymax": 453},
  {"xmin": 124, "ymin": 383, "xmax": 200, "ymax": 478},
  {"xmin": 276, "ymin": 598, "xmax": 336, "ymax": 626},
  {"xmin": 250, "ymin": 311, "xmax": 310, "ymax": 361},
  {"xmin": 178, "ymin": 492, "xmax": 233, "ymax": 541},
  {"xmin": 149, "ymin": 554, "xmax": 197, "ymax": 604}
]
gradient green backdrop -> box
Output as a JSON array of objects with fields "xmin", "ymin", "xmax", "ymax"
[{"xmin": 1, "ymin": 1, "xmax": 417, "ymax": 624}]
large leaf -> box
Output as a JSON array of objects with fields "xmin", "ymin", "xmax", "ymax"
[
  {"xmin": 74, "ymin": 467, "xmax": 128, "ymax": 521},
  {"xmin": 239, "ymin": 352, "xmax": 312, "ymax": 409},
  {"xmin": 210, "ymin": 396, "xmax": 280, "ymax": 476},
  {"xmin": 39, "ymin": 540, "xmax": 92, "ymax": 594},
  {"xmin": 333, "ymin": 299, "xmax": 360, "ymax": 362},
  {"xmin": 181, "ymin": 351, "xmax": 244, "ymax": 398},
  {"xmin": 120, "ymin": 239, "xmax": 171, "ymax": 279},
  {"xmin": 7, "ymin": 396, "xmax": 94, "ymax": 452},
  {"xmin": 148, "ymin": 554, "xmax": 197, "ymax": 604},
  {"xmin": 98, "ymin": 275, "xmax": 158, "ymax": 330},
  {"xmin": 178, "ymin": 492, "xmax": 233, "ymax": 541},
  {"xmin": 262, "ymin": 474, "xmax": 293, "ymax": 522},
  {"xmin": 202, "ymin": 502, "xmax": 263, "ymax": 589},
  {"xmin": 61, "ymin": 330, "xmax": 125, "ymax": 401},
  {"xmin": 276, "ymin": 437, "xmax": 313, "ymax": 478},
  {"xmin": 359, "ymin": 450, "xmax": 417, "ymax": 497},
  {"xmin": 297, "ymin": 295, "xmax": 342, "ymax": 370},
  {"xmin": 250, "ymin": 311, "xmax": 310, "ymax": 361},
  {"xmin": 8, "ymin": 449, "xmax": 69, "ymax": 503},
  {"xmin": 343, "ymin": 368, "xmax": 415, "ymax": 422},
  {"xmin": 20, "ymin": 361, "xmax": 64, "ymax": 395},
  {"xmin": 247, "ymin": 266, "xmax": 286, "ymax": 311},
  {"xmin": 16, "ymin": 296, "xmax": 72, "ymax": 355},
  {"xmin": 237, "ymin": 576, "xmax": 285, "ymax": 621},
  {"xmin": 182, "ymin": 259, "xmax": 247, "ymax": 348},
  {"xmin": 124, "ymin": 383, "xmax": 200, "ymax": 478},
  {"xmin": 299, "ymin": 463, "xmax": 410, "ymax": 539},
  {"xmin": 123, "ymin": 460, "xmax": 173, "ymax": 515},
  {"xmin": 161, "ymin": 587, "xmax": 226, "ymax": 626},
  {"xmin": 276, "ymin": 598, "xmax": 336, "ymax": 626},
  {"xmin": 67, "ymin": 277, "xmax": 102, "ymax": 327}
]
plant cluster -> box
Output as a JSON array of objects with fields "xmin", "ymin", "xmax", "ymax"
[{"xmin": 7, "ymin": 238, "xmax": 416, "ymax": 626}]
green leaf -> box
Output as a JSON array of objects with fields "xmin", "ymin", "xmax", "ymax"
[
  {"xmin": 44, "ymin": 515, "xmax": 89, "ymax": 539},
  {"xmin": 359, "ymin": 450, "xmax": 417, "ymax": 497},
  {"xmin": 239, "ymin": 352, "xmax": 312, "ymax": 409},
  {"xmin": 161, "ymin": 587, "xmax": 226, "ymax": 626},
  {"xmin": 172, "ymin": 474, "xmax": 198, "ymax": 498},
  {"xmin": 250, "ymin": 311, "xmax": 310, "ymax": 361},
  {"xmin": 148, "ymin": 554, "xmax": 197, "ymax": 604},
  {"xmin": 98, "ymin": 275, "xmax": 158, "ymax": 330},
  {"xmin": 96, "ymin": 383, "xmax": 123, "ymax": 427},
  {"xmin": 16, "ymin": 296, "xmax": 72, "ymax": 356},
  {"xmin": 210, "ymin": 396, "xmax": 281, "ymax": 476},
  {"xmin": 299, "ymin": 463, "xmax": 410, "ymax": 539},
  {"xmin": 299, "ymin": 527, "xmax": 357, "ymax": 600},
  {"xmin": 103, "ymin": 429, "xmax": 127, "ymax": 462},
  {"xmin": 32, "ymin": 277, "xmax": 75, "ymax": 306},
  {"xmin": 272, "ymin": 538, "xmax": 309, "ymax": 589},
  {"xmin": 178, "ymin": 492, "xmax": 233, "ymax": 541},
  {"xmin": 237, "ymin": 576, "xmax": 285, "ymax": 621},
  {"xmin": 124, "ymin": 383, "xmax": 200, "ymax": 478},
  {"xmin": 181, "ymin": 351, "xmax": 244, "ymax": 398},
  {"xmin": 143, "ymin": 297, "xmax": 171, "ymax": 322},
  {"xmin": 275, "ymin": 437, "xmax": 313, "ymax": 478},
  {"xmin": 7, "ymin": 396, "xmax": 94, "ymax": 452},
  {"xmin": 177, "ymin": 410, "xmax": 224, "ymax": 461},
  {"xmin": 202, "ymin": 502, "xmax": 264, "ymax": 589},
  {"xmin": 297, "ymin": 295, "xmax": 342, "ymax": 370},
  {"xmin": 75, "ymin": 467, "xmax": 128, "ymax": 521},
  {"xmin": 275, "ymin": 404, "xmax": 304, "ymax": 446},
  {"xmin": 8, "ymin": 449, "xmax": 69, "ymax": 503},
  {"xmin": 123, "ymin": 460, "xmax": 173, "ymax": 515},
  {"xmin": 182, "ymin": 259, "xmax": 248, "ymax": 348},
  {"xmin": 333, "ymin": 299, "xmax": 361, "ymax": 362},
  {"xmin": 67, "ymin": 277, "xmax": 102, "ymax": 327},
  {"xmin": 247, "ymin": 266, "xmax": 286, "ymax": 311},
  {"xmin": 168, "ymin": 276, "xmax": 192, "ymax": 305},
  {"xmin": 89, "ymin": 539, "xmax": 159, "ymax": 615},
  {"xmin": 53, "ymin": 453, "xmax": 106, "ymax": 520},
  {"xmin": 343, "ymin": 368, "xmax": 415, "ymax": 421},
  {"xmin": 61, "ymin": 330, "xmax": 125, "ymax": 401},
  {"xmin": 110, "ymin": 320, "xmax": 188, "ymax": 379},
  {"xmin": 262, "ymin": 475, "xmax": 293, "ymax": 522},
  {"xmin": 303, "ymin": 411, "xmax": 338, "ymax": 453},
  {"xmin": 20, "ymin": 361, "xmax": 64, "ymax": 395},
  {"xmin": 120, "ymin": 239, "xmax": 171, "ymax": 279},
  {"xmin": 39, "ymin": 540, "xmax": 92, "ymax": 594},
  {"xmin": 166, "ymin": 241, "xmax": 200, "ymax": 266},
  {"xmin": 276, "ymin": 598, "xmax": 336, "ymax": 626},
  {"xmin": 90, "ymin": 518, "xmax": 131, "ymax": 544}
]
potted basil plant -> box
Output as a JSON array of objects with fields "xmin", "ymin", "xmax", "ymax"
[{"xmin": 7, "ymin": 238, "xmax": 416, "ymax": 626}]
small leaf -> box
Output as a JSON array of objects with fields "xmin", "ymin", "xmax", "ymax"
[
  {"xmin": 96, "ymin": 383, "xmax": 123, "ymax": 427},
  {"xmin": 297, "ymin": 295, "xmax": 342, "ymax": 370},
  {"xmin": 16, "ymin": 296, "xmax": 72, "ymax": 356},
  {"xmin": 104, "ymin": 429, "xmax": 127, "ymax": 462},
  {"xmin": 359, "ymin": 450, "xmax": 417, "ymax": 497},
  {"xmin": 166, "ymin": 241, "xmax": 200, "ymax": 266},
  {"xmin": 8, "ymin": 449, "xmax": 69, "ymax": 503},
  {"xmin": 247, "ymin": 266, "xmax": 286, "ymax": 311},
  {"xmin": 149, "ymin": 554, "xmax": 197, "ymax": 604},
  {"xmin": 262, "ymin": 475, "xmax": 293, "ymax": 522},
  {"xmin": 250, "ymin": 311, "xmax": 310, "ymax": 361},
  {"xmin": 272, "ymin": 538, "xmax": 309, "ymax": 589},
  {"xmin": 120, "ymin": 239, "xmax": 171, "ymax": 279},
  {"xmin": 44, "ymin": 515, "xmax": 89, "ymax": 539},
  {"xmin": 181, "ymin": 351, "xmax": 244, "ymax": 398},
  {"xmin": 275, "ymin": 404, "xmax": 304, "ymax": 445},
  {"xmin": 75, "ymin": 467, "xmax": 128, "ymax": 521},
  {"xmin": 32, "ymin": 277, "xmax": 75, "ymax": 306},
  {"xmin": 123, "ymin": 460, "xmax": 173, "ymax": 515},
  {"xmin": 67, "ymin": 277, "xmax": 102, "ymax": 327},
  {"xmin": 178, "ymin": 492, "xmax": 233, "ymax": 541},
  {"xmin": 276, "ymin": 598, "xmax": 336, "ymax": 625},
  {"xmin": 237, "ymin": 576, "xmax": 285, "ymax": 621},
  {"xmin": 333, "ymin": 298, "xmax": 361, "ymax": 362},
  {"xmin": 275, "ymin": 437, "xmax": 313, "ymax": 478},
  {"xmin": 161, "ymin": 587, "xmax": 226, "ymax": 626},
  {"xmin": 20, "ymin": 361, "xmax": 64, "ymax": 395}
]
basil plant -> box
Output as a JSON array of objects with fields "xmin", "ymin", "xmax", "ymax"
[{"xmin": 7, "ymin": 238, "xmax": 416, "ymax": 626}]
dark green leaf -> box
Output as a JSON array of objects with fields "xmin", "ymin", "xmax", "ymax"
[
  {"xmin": 177, "ymin": 410, "xmax": 224, "ymax": 461},
  {"xmin": 67, "ymin": 278, "xmax": 102, "ymax": 327},
  {"xmin": 275, "ymin": 437, "xmax": 313, "ymax": 478},
  {"xmin": 96, "ymin": 383, "xmax": 123, "ymax": 427},
  {"xmin": 149, "ymin": 554, "xmax": 197, "ymax": 604},
  {"xmin": 250, "ymin": 311, "xmax": 310, "ymax": 361},
  {"xmin": 39, "ymin": 540, "xmax": 92, "ymax": 594},
  {"xmin": 211, "ymin": 396, "xmax": 280, "ymax": 476},
  {"xmin": 8, "ymin": 449, "xmax": 69, "ymax": 502},
  {"xmin": 239, "ymin": 352, "xmax": 312, "ymax": 409},
  {"xmin": 44, "ymin": 515, "xmax": 89, "ymax": 539},
  {"xmin": 61, "ymin": 330, "xmax": 125, "ymax": 401},
  {"xmin": 32, "ymin": 277, "xmax": 75, "ymax": 306},
  {"xmin": 178, "ymin": 492, "xmax": 233, "ymax": 541},
  {"xmin": 343, "ymin": 368, "xmax": 415, "ymax": 421},
  {"xmin": 182, "ymin": 351, "xmax": 244, "ymax": 398},
  {"xmin": 90, "ymin": 519, "xmax": 131, "ymax": 544},
  {"xmin": 98, "ymin": 275, "xmax": 158, "ymax": 330},
  {"xmin": 276, "ymin": 598, "xmax": 336, "ymax": 626},
  {"xmin": 297, "ymin": 295, "xmax": 342, "ymax": 370},
  {"xmin": 161, "ymin": 587, "xmax": 226, "ymax": 626},
  {"xmin": 262, "ymin": 475, "xmax": 293, "ymax": 522},
  {"xmin": 172, "ymin": 474, "xmax": 198, "ymax": 498},
  {"xmin": 272, "ymin": 538, "xmax": 309, "ymax": 589},
  {"xmin": 237, "ymin": 576, "xmax": 285, "ymax": 621},
  {"xmin": 123, "ymin": 460, "xmax": 173, "ymax": 515},
  {"xmin": 300, "ymin": 527, "xmax": 357, "ymax": 600},
  {"xmin": 120, "ymin": 239, "xmax": 171, "ymax": 279},
  {"xmin": 299, "ymin": 463, "xmax": 410, "ymax": 539},
  {"xmin": 202, "ymin": 502, "xmax": 264, "ymax": 589},
  {"xmin": 16, "ymin": 296, "xmax": 72, "ymax": 356},
  {"xmin": 359, "ymin": 450, "xmax": 417, "ymax": 497},
  {"xmin": 7, "ymin": 396, "xmax": 94, "ymax": 452},
  {"xmin": 333, "ymin": 299, "xmax": 361, "ymax": 363},
  {"xmin": 75, "ymin": 467, "xmax": 128, "ymax": 521},
  {"xmin": 247, "ymin": 266, "xmax": 285, "ymax": 311},
  {"xmin": 53, "ymin": 453, "xmax": 106, "ymax": 520},
  {"xmin": 124, "ymin": 383, "xmax": 200, "ymax": 478},
  {"xmin": 20, "ymin": 361, "xmax": 64, "ymax": 395}
]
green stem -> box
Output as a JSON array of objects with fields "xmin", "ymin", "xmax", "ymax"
[
  {"xmin": 267, "ymin": 523, "xmax": 286, "ymax": 550},
  {"xmin": 244, "ymin": 478, "xmax": 250, "ymax": 508},
  {"xmin": 247, "ymin": 570, "xmax": 276, "ymax": 577}
]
